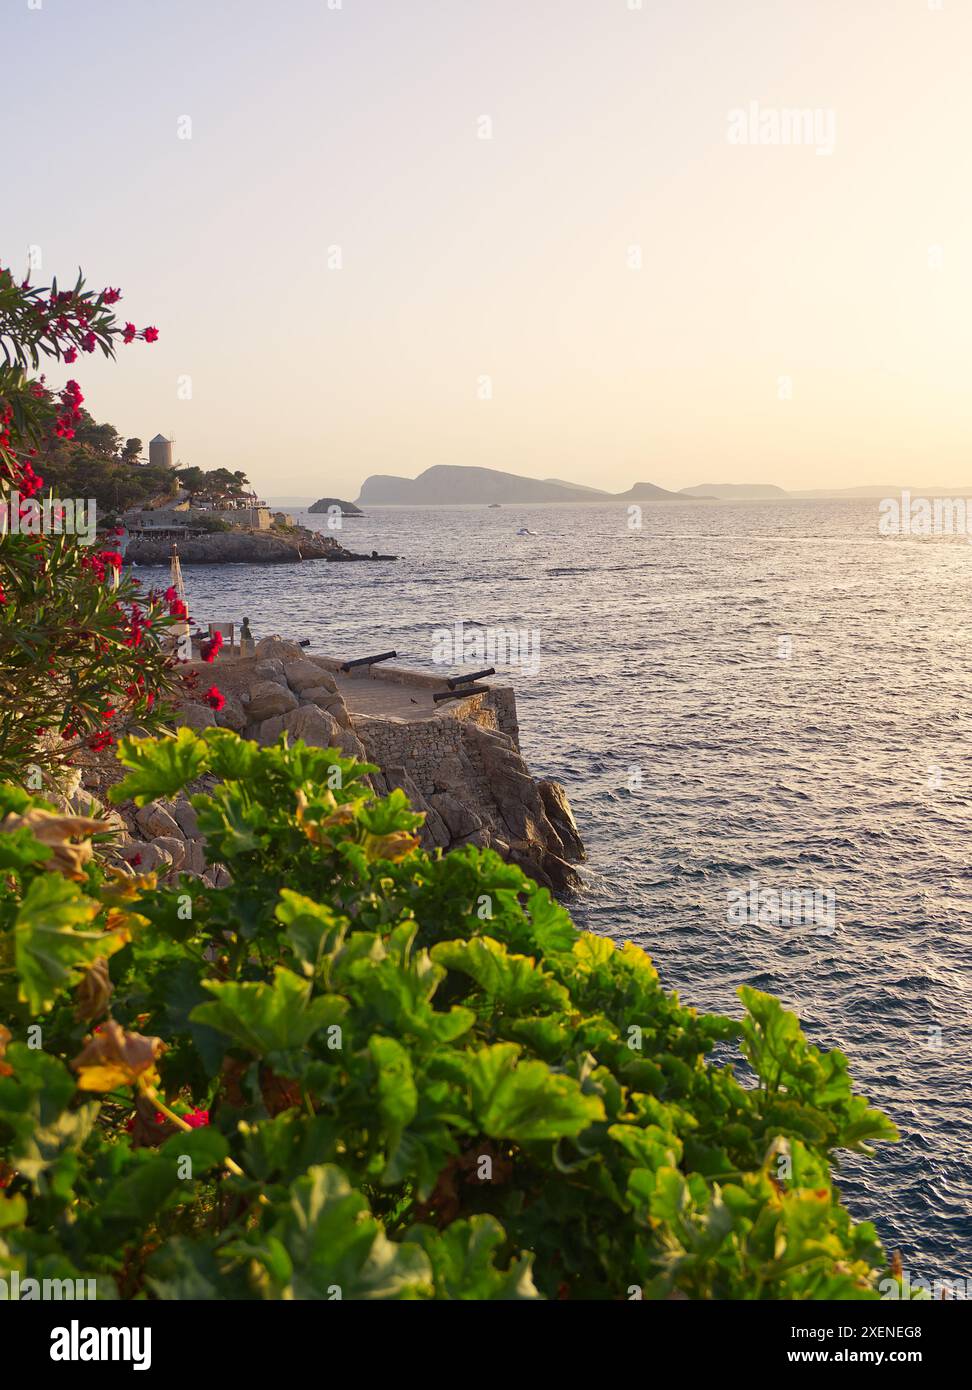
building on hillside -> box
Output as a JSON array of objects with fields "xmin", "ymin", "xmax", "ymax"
[
  {"xmin": 121, "ymin": 501, "xmax": 274, "ymax": 531},
  {"xmin": 149, "ymin": 434, "xmax": 175, "ymax": 469}
]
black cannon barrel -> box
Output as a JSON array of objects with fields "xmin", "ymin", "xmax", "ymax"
[
  {"xmin": 447, "ymin": 667, "xmax": 495, "ymax": 690},
  {"xmin": 432, "ymin": 683, "xmax": 490, "ymax": 703},
  {"xmin": 339, "ymin": 650, "xmax": 397, "ymax": 672}
]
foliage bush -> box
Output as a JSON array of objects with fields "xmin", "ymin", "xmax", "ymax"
[
  {"xmin": 0, "ymin": 728, "xmax": 901, "ymax": 1300},
  {"xmin": 0, "ymin": 259, "xmax": 180, "ymax": 781}
]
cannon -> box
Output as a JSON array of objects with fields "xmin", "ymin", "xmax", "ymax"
[
  {"xmin": 432, "ymin": 683, "xmax": 490, "ymax": 703},
  {"xmin": 339, "ymin": 650, "xmax": 397, "ymax": 673},
  {"xmin": 446, "ymin": 667, "xmax": 495, "ymax": 690}
]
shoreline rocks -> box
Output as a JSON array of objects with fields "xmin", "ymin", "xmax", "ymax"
[
  {"xmin": 125, "ymin": 526, "xmax": 352, "ymax": 566},
  {"xmin": 86, "ymin": 634, "xmax": 585, "ymax": 895}
]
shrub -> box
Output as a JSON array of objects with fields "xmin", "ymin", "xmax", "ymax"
[
  {"xmin": 0, "ymin": 728, "xmax": 902, "ymax": 1300},
  {"xmin": 0, "ymin": 260, "xmax": 181, "ymax": 781}
]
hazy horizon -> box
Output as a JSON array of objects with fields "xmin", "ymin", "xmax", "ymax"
[{"xmin": 5, "ymin": 0, "xmax": 972, "ymax": 498}]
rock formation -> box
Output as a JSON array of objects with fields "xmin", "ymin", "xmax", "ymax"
[
  {"xmin": 80, "ymin": 636, "xmax": 585, "ymax": 895},
  {"xmin": 124, "ymin": 527, "xmax": 351, "ymax": 566},
  {"xmin": 307, "ymin": 497, "xmax": 363, "ymax": 515}
]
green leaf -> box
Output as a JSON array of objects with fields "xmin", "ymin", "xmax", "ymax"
[
  {"xmin": 431, "ymin": 936, "xmax": 569, "ymax": 1012},
  {"xmin": 0, "ymin": 825, "xmax": 51, "ymax": 876},
  {"xmin": 277, "ymin": 1164, "xmax": 431, "ymax": 1299},
  {"xmin": 408, "ymin": 1215, "xmax": 541, "ymax": 1299},
  {"xmin": 525, "ymin": 888, "xmax": 577, "ymax": 953},
  {"xmin": 466, "ymin": 1043, "xmax": 605, "ymax": 1142},
  {"xmin": 275, "ymin": 890, "xmax": 346, "ymax": 976},
  {"xmin": 191, "ymin": 967, "xmax": 347, "ymax": 1056},
  {"xmin": 369, "ymin": 1035, "xmax": 417, "ymax": 1131},
  {"xmin": 100, "ymin": 1128, "xmax": 228, "ymax": 1225},
  {"xmin": 13, "ymin": 874, "xmax": 105, "ymax": 1013},
  {"xmin": 109, "ymin": 728, "xmax": 209, "ymax": 805}
]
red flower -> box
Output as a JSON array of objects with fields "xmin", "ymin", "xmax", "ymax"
[
  {"xmin": 80, "ymin": 331, "xmax": 97, "ymax": 353},
  {"xmin": 143, "ymin": 326, "xmax": 159, "ymax": 343},
  {"xmin": 163, "ymin": 586, "xmax": 177, "ymax": 602},
  {"xmin": 199, "ymin": 631, "xmax": 223, "ymax": 663},
  {"xmin": 99, "ymin": 550, "xmax": 123, "ymax": 569},
  {"xmin": 0, "ymin": 586, "xmax": 6, "ymax": 606},
  {"xmin": 184, "ymin": 1108, "xmax": 210, "ymax": 1128},
  {"xmin": 122, "ymin": 322, "xmax": 137, "ymax": 344},
  {"xmin": 129, "ymin": 853, "xmax": 142, "ymax": 867},
  {"xmin": 64, "ymin": 347, "xmax": 77, "ymax": 364},
  {"xmin": 168, "ymin": 598, "xmax": 188, "ymax": 620},
  {"xmin": 203, "ymin": 685, "xmax": 225, "ymax": 712},
  {"xmin": 103, "ymin": 287, "xmax": 122, "ymax": 304}
]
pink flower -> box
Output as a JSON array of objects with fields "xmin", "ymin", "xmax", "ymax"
[{"xmin": 143, "ymin": 326, "xmax": 159, "ymax": 343}]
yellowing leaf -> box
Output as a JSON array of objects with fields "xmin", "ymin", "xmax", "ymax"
[{"xmin": 71, "ymin": 1020, "xmax": 164, "ymax": 1093}]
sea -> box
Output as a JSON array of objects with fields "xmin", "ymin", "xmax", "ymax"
[{"xmin": 158, "ymin": 498, "xmax": 972, "ymax": 1282}]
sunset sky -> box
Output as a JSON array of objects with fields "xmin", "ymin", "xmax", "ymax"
[{"xmin": 5, "ymin": 0, "xmax": 972, "ymax": 499}]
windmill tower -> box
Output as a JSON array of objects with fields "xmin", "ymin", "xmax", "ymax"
[{"xmin": 149, "ymin": 433, "xmax": 175, "ymax": 469}]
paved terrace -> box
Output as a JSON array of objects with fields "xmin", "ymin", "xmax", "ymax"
[
  {"xmin": 331, "ymin": 672, "xmax": 445, "ymax": 721},
  {"xmin": 194, "ymin": 644, "xmax": 494, "ymax": 724},
  {"xmin": 318, "ymin": 656, "xmax": 521, "ymax": 745}
]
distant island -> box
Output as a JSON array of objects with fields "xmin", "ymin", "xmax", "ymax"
[
  {"xmin": 356, "ymin": 466, "xmax": 702, "ymax": 506},
  {"xmin": 679, "ymin": 483, "xmax": 788, "ymax": 499},
  {"xmin": 308, "ymin": 496, "xmax": 363, "ymax": 515},
  {"xmin": 352, "ymin": 467, "xmax": 972, "ymax": 505}
]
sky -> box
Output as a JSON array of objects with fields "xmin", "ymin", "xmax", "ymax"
[{"xmin": 4, "ymin": 0, "xmax": 972, "ymax": 500}]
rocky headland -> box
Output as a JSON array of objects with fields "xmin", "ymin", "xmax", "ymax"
[
  {"xmin": 125, "ymin": 526, "xmax": 392, "ymax": 565},
  {"xmin": 61, "ymin": 638, "xmax": 584, "ymax": 896}
]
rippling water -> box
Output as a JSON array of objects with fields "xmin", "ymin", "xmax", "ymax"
[{"xmin": 158, "ymin": 498, "xmax": 972, "ymax": 1279}]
